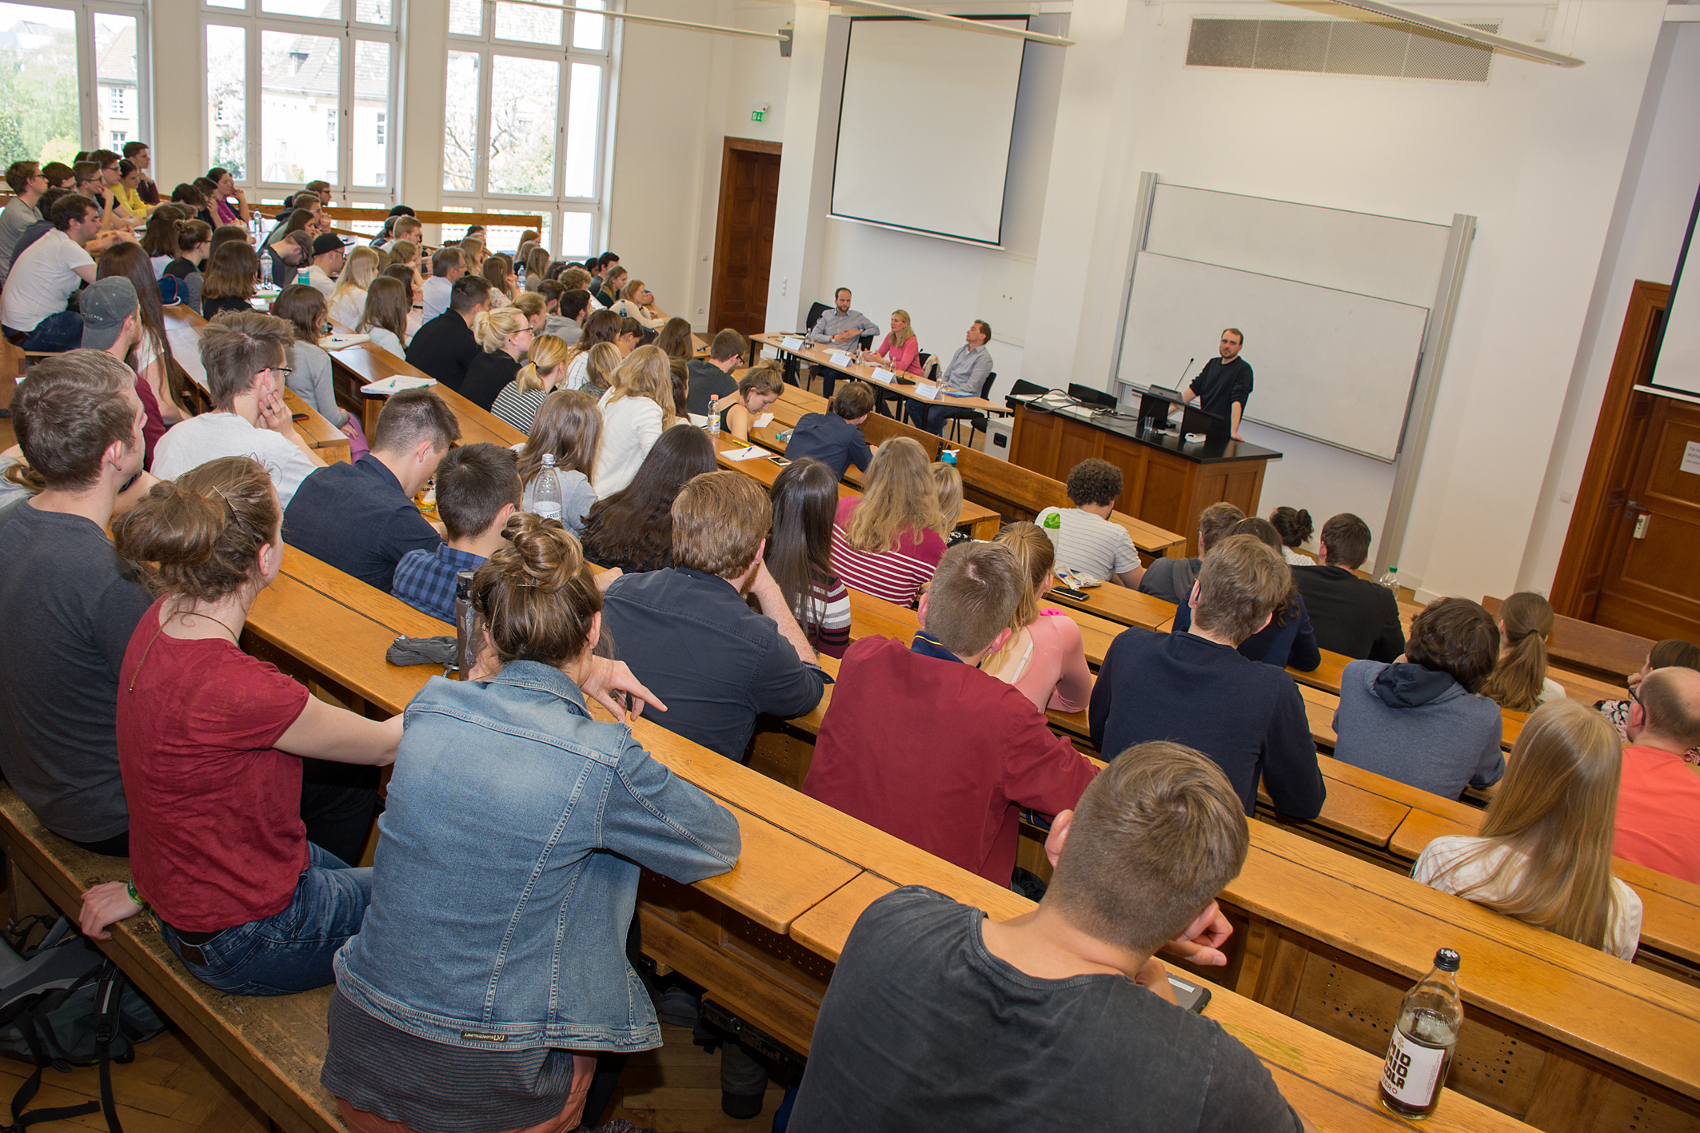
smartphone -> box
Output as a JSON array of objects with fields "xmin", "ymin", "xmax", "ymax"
[
  {"xmin": 1168, "ymin": 973, "xmax": 1211, "ymax": 1013},
  {"xmin": 1051, "ymin": 585, "xmax": 1089, "ymax": 602},
  {"xmin": 290, "ymin": 412, "xmax": 310, "ymax": 422},
  {"xmin": 767, "ymin": 456, "xmax": 791, "ymax": 467}
]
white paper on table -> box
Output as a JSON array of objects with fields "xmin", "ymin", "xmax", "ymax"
[
  {"xmin": 829, "ymin": 351, "xmax": 853, "ymax": 367},
  {"xmin": 914, "ymin": 382, "xmax": 941, "ymax": 399},
  {"xmin": 781, "ymin": 336, "xmax": 805, "ymax": 351},
  {"xmin": 753, "ymin": 412, "xmax": 774, "ymax": 429},
  {"xmin": 361, "ymin": 375, "xmax": 437, "ymax": 395},
  {"xmin": 720, "ymin": 446, "xmax": 767, "ymax": 461},
  {"xmin": 688, "ymin": 413, "xmax": 711, "ymax": 428},
  {"xmin": 322, "ymin": 333, "xmax": 370, "ymax": 349}
]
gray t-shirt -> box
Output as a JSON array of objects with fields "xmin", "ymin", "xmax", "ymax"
[
  {"xmin": 789, "ymin": 887, "xmax": 1303, "ymax": 1132},
  {"xmin": 0, "ymin": 501, "xmax": 154, "ymax": 842},
  {"xmin": 0, "ymin": 455, "xmax": 32, "ymax": 515},
  {"xmin": 522, "ymin": 468, "xmax": 597, "ymax": 535}
]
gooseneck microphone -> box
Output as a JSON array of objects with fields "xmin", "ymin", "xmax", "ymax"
[{"xmin": 1179, "ymin": 357, "xmax": 1195, "ymax": 383}]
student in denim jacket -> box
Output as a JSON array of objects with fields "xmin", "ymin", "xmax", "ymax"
[{"xmin": 323, "ymin": 514, "xmax": 741, "ymax": 1133}]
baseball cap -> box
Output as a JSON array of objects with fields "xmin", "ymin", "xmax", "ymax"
[
  {"xmin": 80, "ymin": 276, "xmax": 138, "ymax": 353},
  {"xmin": 312, "ymin": 232, "xmax": 351, "ymax": 257}
]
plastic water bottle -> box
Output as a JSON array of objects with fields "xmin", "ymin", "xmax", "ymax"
[
  {"xmin": 1378, "ymin": 565, "xmax": 1400, "ymax": 592},
  {"xmin": 534, "ymin": 453, "xmax": 563, "ymax": 521},
  {"xmin": 260, "ymin": 253, "xmax": 272, "ymax": 288},
  {"xmin": 940, "ymin": 449, "xmax": 957, "ymax": 465},
  {"xmin": 516, "ymin": 261, "xmax": 526, "ymax": 289},
  {"xmin": 298, "ymin": 266, "xmax": 310, "ymax": 287},
  {"xmin": 707, "ymin": 396, "xmax": 721, "ymax": 437},
  {"xmin": 1379, "ymin": 949, "xmax": 1463, "ymax": 1120}
]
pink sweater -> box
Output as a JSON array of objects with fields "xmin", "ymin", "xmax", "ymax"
[
  {"xmin": 1011, "ymin": 609, "xmax": 1093, "ymax": 714},
  {"xmin": 877, "ymin": 333, "xmax": 923, "ymax": 376}
]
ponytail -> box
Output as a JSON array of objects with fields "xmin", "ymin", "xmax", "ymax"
[{"xmin": 1479, "ymin": 591, "xmax": 1555, "ymax": 712}]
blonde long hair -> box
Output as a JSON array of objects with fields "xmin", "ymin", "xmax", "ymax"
[
  {"xmin": 930, "ymin": 461, "xmax": 962, "ymax": 538},
  {"xmin": 980, "ymin": 521, "xmax": 1053, "ymax": 674},
  {"xmin": 890, "ymin": 309, "xmax": 914, "ymax": 348},
  {"xmin": 515, "ymin": 333, "xmax": 571, "ymax": 393},
  {"xmin": 845, "ymin": 437, "xmax": 939, "ymax": 552},
  {"xmin": 472, "ymin": 306, "xmax": 529, "ymax": 353},
  {"xmin": 326, "ymin": 246, "xmax": 381, "ymax": 315},
  {"xmin": 1427, "ymin": 699, "xmax": 1623, "ymax": 952},
  {"xmin": 583, "ymin": 342, "xmax": 622, "ymax": 398},
  {"xmin": 606, "ymin": 344, "xmax": 675, "ymax": 428},
  {"xmin": 1479, "ymin": 592, "xmax": 1554, "ymax": 712}
]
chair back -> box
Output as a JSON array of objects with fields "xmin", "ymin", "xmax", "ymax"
[{"xmin": 804, "ymin": 302, "xmax": 829, "ymax": 333}]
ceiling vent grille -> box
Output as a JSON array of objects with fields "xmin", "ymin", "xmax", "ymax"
[{"xmin": 1185, "ymin": 18, "xmax": 1501, "ymax": 83}]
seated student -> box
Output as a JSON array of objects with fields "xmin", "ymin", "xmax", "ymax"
[
  {"xmin": 804, "ymin": 541, "xmax": 1099, "ymax": 882},
  {"xmin": 830, "ymin": 437, "xmax": 946, "ymax": 608},
  {"xmin": 162, "ymin": 218, "xmax": 212, "ymax": 316},
  {"xmin": 715, "ymin": 361, "xmax": 784, "ymax": 442},
  {"xmin": 931, "ymin": 459, "xmax": 968, "ymax": 548},
  {"xmin": 266, "ymin": 230, "xmax": 315, "ymax": 294},
  {"xmin": 980, "ymin": 522, "xmax": 1092, "ymax": 714},
  {"xmin": 490, "ymin": 332, "xmax": 572, "ymax": 434},
  {"xmin": 1478, "ymin": 591, "xmax": 1566, "ymax": 711},
  {"xmin": 1332, "ymin": 597, "xmax": 1504, "ymax": 800},
  {"xmin": 766, "ymin": 457, "xmax": 853, "ymax": 659},
  {"xmin": 547, "ymin": 285, "xmax": 590, "ymax": 345},
  {"xmin": 612, "ymin": 279, "xmax": 670, "ymax": 330},
  {"xmin": 198, "ymin": 238, "xmax": 260, "ymax": 319},
  {"xmin": 1612, "ymin": 666, "xmax": 1700, "ymax": 884},
  {"xmin": 593, "ymin": 345, "xmax": 674, "ymax": 497},
  {"xmin": 0, "ymin": 160, "xmax": 47, "ymax": 291},
  {"xmin": 355, "ymin": 274, "xmax": 410, "ymax": 358},
  {"xmin": 271, "ymin": 284, "xmax": 363, "ymax": 456},
  {"xmin": 1269, "ymin": 505, "xmax": 1314, "ymax": 566},
  {"xmin": 323, "ymin": 514, "xmax": 738, "ymax": 1133},
  {"xmin": 515, "ymin": 390, "xmax": 600, "ymax": 533},
  {"xmin": 1415, "ymin": 699, "xmax": 1642, "ymax": 961},
  {"xmin": 80, "ymin": 277, "xmax": 167, "ymax": 467},
  {"xmin": 1171, "ymin": 517, "xmax": 1321, "ymax": 672},
  {"xmin": 459, "ymin": 307, "xmax": 534, "ymax": 412},
  {"xmin": 79, "ymin": 457, "xmax": 402, "ymax": 995},
  {"xmin": 406, "ymin": 275, "xmax": 493, "ymax": 392},
  {"xmin": 792, "ymin": 742, "xmax": 1309, "ymax": 1133},
  {"xmin": 1036, "ymin": 458, "xmax": 1144, "ymax": 589},
  {"xmin": 785, "ymin": 381, "xmax": 877, "ymax": 482},
  {"xmin": 1138, "ymin": 501, "xmax": 1242, "ymax": 604},
  {"xmin": 562, "ymin": 308, "xmax": 620, "ymax": 392},
  {"xmin": 327, "ymin": 246, "xmax": 380, "ymax": 329},
  {"xmin": 152, "ymin": 311, "xmax": 326, "ymax": 507},
  {"xmin": 655, "ymin": 316, "xmax": 695, "ymax": 362},
  {"xmin": 0, "ymin": 351, "xmax": 155, "ymax": 856},
  {"xmin": 284, "ymin": 388, "xmax": 459, "ymax": 593},
  {"xmin": 42, "ymin": 161, "xmax": 75, "ymax": 190},
  {"xmin": 580, "ymin": 425, "xmax": 717, "ymax": 575},
  {"xmin": 420, "ymin": 246, "xmax": 463, "ymax": 322},
  {"xmin": 599, "ymin": 471, "xmax": 825, "ymax": 761},
  {"xmin": 686, "ymin": 328, "xmax": 743, "ymax": 415},
  {"xmin": 615, "ymin": 316, "xmax": 643, "ymax": 356},
  {"xmin": 0, "ymin": 193, "xmax": 107, "ymax": 352},
  {"xmin": 1090, "ymin": 534, "xmax": 1325, "ymax": 819},
  {"xmin": 306, "ymin": 233, "xmax": 348, "ymax": 297},
  {"xmin": 1289, "ymin": 512, "xmax": 1405, "ymax": 662},
  {"xmin": 1597, "ymin": 638, "xmax": 1700, "ymax": 763},
  {"xmin": 393, "ymin": 444, "xmax": 521, "ymax": 623}
]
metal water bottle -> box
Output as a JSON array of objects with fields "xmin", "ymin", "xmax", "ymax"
[
  {"xmin": 1379, "ymin": 948, "xmax": 1463, "ymax": 1120},
  {"xmin": 453, "ymin": 569, "xmax": 477, "ymax": 679}
]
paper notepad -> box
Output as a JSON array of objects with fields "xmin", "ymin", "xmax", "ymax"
[
  {"xmin": 720, "ymin": 446, "xmax": 766, "ymax": 461},
  {"xmin": 915, "ymin": 382, "xmax": 940, "ymax": 399},
  {"xmin": 688, "ymin": 413, "xmax": 711, "ymax": 428},
  {"xmin": 753, "ymin": 412, "xmax": 774, "ymax": 429},
  {"xmin": 361, "ymin": 375, "xmax": 437, "ymax": 395},
  {"xmin": 781, "ymin": 336, "xmax": 805, "ymax": 351},
  {"xmin": 322, "ymin": 333, "xmax": 370, "ymax": 349}
]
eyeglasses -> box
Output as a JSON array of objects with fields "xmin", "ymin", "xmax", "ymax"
[{"xmin": 262, "ymin": 364, "xmax": 293, "ymax": 379}]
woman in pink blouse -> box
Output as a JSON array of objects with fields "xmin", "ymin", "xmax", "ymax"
[
  {"xmin": 980, "ymin": 522, "xmax": 1092, "ymax": 714},
  {"xmin": 862, "ymin": 310, "xmax": 923, "ymax": 377}
]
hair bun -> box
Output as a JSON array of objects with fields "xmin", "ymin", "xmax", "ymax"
[
  {"xmin": 501, "ymin": 512, "xmax": 584, "ymax": 592},
  {"xmin": 132, "ymin": 481, "xmax": 225, "ymax": 567}
]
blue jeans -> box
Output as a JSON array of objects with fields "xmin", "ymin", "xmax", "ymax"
[
  {"xmin": 5, "ymin": 311, "xmax": 83, "ymax": 353},
  {"xmin": 159, "ymin": 844, "xmax": 372, "ymax": 996},
  {"xmin": 907, "ymin": 401, "xmax": 976, "ymax": 436}
]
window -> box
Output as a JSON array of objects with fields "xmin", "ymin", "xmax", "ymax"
[
  {"xmin": 442, "ymin": 0, "xmax": 613, "ymax": 256},
  {"xmin": 110, "ymin": 130, "xmax": 126, "ymax": 147},
  {"xmin": 0, "ymin": 1, "xmax": 148, "ymax": 169},
  {"xmin": 201, "ymin": 0, "xmax": 397, "ymax": 199}
]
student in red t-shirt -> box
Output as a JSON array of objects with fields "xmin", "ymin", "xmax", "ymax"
[
  {"xmin": 79, "ymin": 455, "xmax": 403, "ymax": 995},
  {"xmin": 1614, "ymin": 667, "xmax": 1700, "ymax": 885}
]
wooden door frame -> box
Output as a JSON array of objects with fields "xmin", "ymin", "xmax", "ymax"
[
  {"xmin": 1550, "ymin": 280, "xmax": 1670, "ymax": 617},
  {"xmin": 706, "ymin": 137, "xmax": 783, "ymax": 337}
]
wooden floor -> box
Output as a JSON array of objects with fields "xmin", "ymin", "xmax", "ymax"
[{"xmin": 11, "ymin": 1021, "xmax": 783, "ymax": 1133}]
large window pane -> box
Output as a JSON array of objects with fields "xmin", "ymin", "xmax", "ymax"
[
  {"xmin": 487, "ymin": 55, "xmax": 557, "ymax": 196},
  {"xmin": 558, "ymin": 212, "xmax": 592, "ymax": 257},
  {"xmin": 94, "ymin": 15, "xmax": 139, "ymax": 153},
  {"xmin": 0, "ymin": 3, "xmax": 80, "ymax": 167},
  {"xmin": 261, "ymin": 0, "xmax": 341, "ymax": 17},
  {"xmin": 571, "ymin": 0, "xmax": 606, "ymax": 50},
  {"xmin": 351, "ymin": 40, "xmax": 390, "ymax": 185},
  {"xmin": 562, "ymin": 62, "xmax": 600, "ymax": 197},
  {"xmin": 448, "ymin": 0, "xmax": 480, "ymax": 35},
  {"xmin": 206, "ymin": 24, "xmax": 247, "ymax": 179},
  {"xmin": 495, "ymin": 0, "xmax": 560, "ymax": 46},
  {"xmin": 261, "ymin": 30, "xmax": 340, "ymax": 184},
  {"xmin": 442, "ymin": 50, "xmax": 480, "ymax": 191}
]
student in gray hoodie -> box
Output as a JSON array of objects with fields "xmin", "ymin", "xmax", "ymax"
[{"xmin": 1332, "ymin": 597, "xmax": 1505, "ymax": 800}]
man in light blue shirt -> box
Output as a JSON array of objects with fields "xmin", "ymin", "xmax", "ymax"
[
  {"xmin": 910, "ymin": 319, "xmax": 994, "ymax": 435},
  {"xmin": 421, "ymin": 246, "xmax": 465, "ymax": 322},
  {"xmin": 807, "ymin": 287, "xmax": 879, "ymax": 396}
]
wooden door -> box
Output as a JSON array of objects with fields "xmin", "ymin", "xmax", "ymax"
[
  {"xmin": 707, "ymin": 138, "xmax": 781, "ymax": 339},
  {"xmin": 1591, "ymin": 394, "xmax": 1700, "ymax": 640}
]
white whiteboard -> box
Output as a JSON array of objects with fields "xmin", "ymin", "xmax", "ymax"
[
  {"xmin": 832, "ymin": 19, "xmax": 1026, "ymax": 246},
  {"xmin": 1115, "ymin": 254, "xmax": 1431, "ymax": 462}
]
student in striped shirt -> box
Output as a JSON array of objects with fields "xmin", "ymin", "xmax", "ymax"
[
  {"xmin": 490, "ymin": 333, "xmax": 573, "ymax": 435},
  {"xmin": 831, "ymin": 437, "xmax": 946, "ymax": 608},
  {"xmin": 768, "ymin": 458, "xmax": 854, "ymax": 658},
  {"xmin": 1036, "ymin": 459, "xmax": 1144, "ymax": 589}
]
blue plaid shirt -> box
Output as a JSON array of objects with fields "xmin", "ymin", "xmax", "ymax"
[{"xmin": 392, "ymin": 544, "xmax": 487, "ymax": 625}]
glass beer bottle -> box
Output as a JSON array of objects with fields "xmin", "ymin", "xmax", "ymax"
[{"xmin": 1379, "ymin": 948, "xmax": 1463, "ymax": 1120}]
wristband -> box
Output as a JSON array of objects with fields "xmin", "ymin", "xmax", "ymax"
[{"xmin": 126, "ymin": 878, "xmax": 147, "ymax": 910}]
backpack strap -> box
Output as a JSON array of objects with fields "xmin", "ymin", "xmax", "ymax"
[
  {"xmin": 3, "ymin": 1011, "xmax": 98, "ymax": 1132},
  {"xmin": 91, "ymin": 964, "xmax": 126, "ymax": 1133}
]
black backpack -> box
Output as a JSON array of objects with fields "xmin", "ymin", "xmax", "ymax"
[{"xmin": 0, "ymin": 917, "xmax": 166, "ymax": 1133}]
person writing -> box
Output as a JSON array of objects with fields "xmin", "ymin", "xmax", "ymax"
[
  {"xmin": 1181, "ymin": 328, "xmax": 1252, "ymax": 442},
  {"xmin": 716, "ymin": 362, "xmax": 785, "ymax": 442}
]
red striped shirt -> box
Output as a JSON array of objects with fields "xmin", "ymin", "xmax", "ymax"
[{"xmin": 831, "ymin": 498, "xmax": 946, "ymax": 607}]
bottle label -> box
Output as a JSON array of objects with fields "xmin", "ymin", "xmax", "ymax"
[
  {"xmin": 535, "ymin": 503, "xmax": 562, "ymax": 520},
  {"xmin": 1381, "ymin": 1029, "xmax": 1446, "ymax": 1107}
]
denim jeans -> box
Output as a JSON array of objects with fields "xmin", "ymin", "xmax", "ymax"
[
  {"xmin": 5, "ymin": 311, "xmax": 83, "ymax": 353},
  {"xmin": 907, "ymin": 401, "xmax": 974, "ymax": 436},
  {"xmin": 159, "ymin": 843, "xmax": 372, "ymax": 996}
]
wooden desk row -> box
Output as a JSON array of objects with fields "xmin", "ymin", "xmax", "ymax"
[{"xmin": 754, "ymin": 331, "xmax": 1004, "ymax": 414}]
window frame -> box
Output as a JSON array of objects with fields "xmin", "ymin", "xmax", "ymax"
[
  {"xmin": 0, "ymin": 0, "xmax": 151, "ymax": 155},
  {"xmin": 198, "ymin": 0, "xmax": 401, "ymax": 203}
]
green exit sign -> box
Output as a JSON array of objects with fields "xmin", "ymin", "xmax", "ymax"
[{"xmin": 751, "ymin": 109, "xmax": 765, "ymax": 122}]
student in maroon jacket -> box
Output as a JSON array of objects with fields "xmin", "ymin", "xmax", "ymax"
[{"xmin": 803, "ymin": 541, "xmax": 1098, "ymax": 884}]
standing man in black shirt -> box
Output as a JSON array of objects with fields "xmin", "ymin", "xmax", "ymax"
[{"xmin": 1183, "ymin": 327, "xmax": 1253, "ymax": 441}]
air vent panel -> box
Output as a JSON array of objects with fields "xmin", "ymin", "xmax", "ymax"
[{"xmin": 1185, "ymin": 17, "xmax": 1499, "ymax": 83}]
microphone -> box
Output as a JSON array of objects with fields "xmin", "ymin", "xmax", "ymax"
[{"xmin": 1179, "ymin": 357, "xmax": 1194, "ymax": 383}]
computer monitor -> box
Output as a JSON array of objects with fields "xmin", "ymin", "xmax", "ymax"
[{"xmin": 1068, "ymin": 383, "xmax": 1118, "ymax": 411}]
